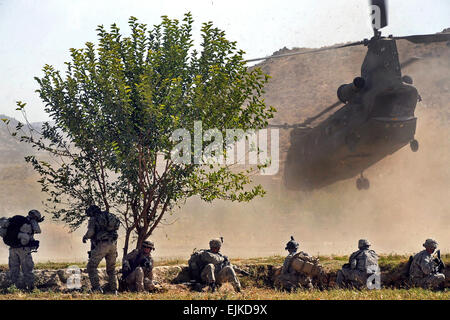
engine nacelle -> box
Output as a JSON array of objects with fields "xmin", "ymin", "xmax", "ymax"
[{"xmin": 337, "ymin": 77, "xmax": 365, "ymax": 103}]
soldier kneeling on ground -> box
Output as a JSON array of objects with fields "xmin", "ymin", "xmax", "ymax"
[
  {"xmin": 275, "ymin": 236, "xmax": 320, "ymax": 291},
  {"xmin": 188, "ymin": 238, "xmax": 241, "ymax": 293},
  {"xmin": 336, "ymin": 239, "xmax": 380, "ymax": 289},
  {"xmin": 409, "ymin": 239, "xmax": 445, "ymax": 290},
  {"xmin": 121, "ymin": 241, "xmax": 158, "ymax": 292},
  {"xmin": 0, "ymin": 210, "xmax": 43, "ymax": 291}
]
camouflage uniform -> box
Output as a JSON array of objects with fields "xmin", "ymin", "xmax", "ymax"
[
  {"xmin": 337, "ymin": 239, "xmax": 379, "ymax": 288},
  {"xmin": 199, "ymin": 239, "xmax": 241, "ymax": 292},
  {"xmin": 83, "ymin": 206, "xmax": 118, "ymax": 292},
  {"xmin": 409, "ymin": 239, "xmax": 445, "ymax": 289},
  {"xmin": 276, "ymin": 237, "xmax": 313, "ymax": 291},
  {"xmin": 8, "ymin": 210, "xmax": 42, "ymax": 290},
  {"xmin": 122, "ymin": 241, "xmax": 156, "ymax": 292}
]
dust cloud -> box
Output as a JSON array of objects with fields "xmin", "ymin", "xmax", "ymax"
[{"xmin": 0, "ymin": 41, "xmax": 449, "ymax": 264}]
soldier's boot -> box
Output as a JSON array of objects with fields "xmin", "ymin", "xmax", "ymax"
[
  {"xmin": 92, "ymin": 287, "xmax": 104, "ymax": 294},
  {"xmin": 209, "ymin": 282, "xmax": 217, "ymax": 293},
  {"xmin": 106, "ymin": 271, "xmax": 118, "ymax": 293},
  {"xmin": 232, "ymin": 277, "xmax": 242, "ymax": 293},
  {"xmin": 304, "ymin": 277, "xmax": 314, "ymax": 291},
  {"xmin": 144, "ymin": 278, "xmax": 156, "ymax": 292},
  {"xmin": 24, "ymin": 284, "xmax": 35, "ymax": 293}
]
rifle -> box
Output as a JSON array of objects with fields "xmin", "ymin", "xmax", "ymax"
[
  {"xmin": 28, "ymin": 240, "xmax": 40, "ymax": 253},
  {"xmin": 217, "ymin": 237, "xmax": 250, "ymax": 276},
  {"xmin": 87, "ymin": 241, "xmax": 95, "ymax": 259},
  {"xmin": 433, "ymin": 250, "xmax": 445, "ymax": 273},
  {"xmin": 233, "ymin": 266, "xmax": 250, "ymax": 277},
  {"xmin": 122, "ymin": 254, "xmax": 152, "ymax": 279},
  {"xmin": 219, "ymin": 255, "xmax": 250, "ymax": 276}
]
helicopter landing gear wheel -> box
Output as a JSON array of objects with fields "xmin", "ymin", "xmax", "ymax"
[
  {"xmin": 410, "ymin": 139, "xmax": 419, "ymax": 152},
  {"xmin": 356, "ymin": 174, "xmax": 370, "ymax": 190},
  {"xmin": 356, "ymin": 178, "xmax": 363, "ymax": 190}
]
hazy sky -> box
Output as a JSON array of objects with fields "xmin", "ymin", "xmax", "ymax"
[{"xmin": 0, "ymin": 0, "xmax": 449, "ymax": 122}]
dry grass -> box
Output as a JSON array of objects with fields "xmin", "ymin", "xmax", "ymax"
[{"xmin": 0, "ymin": 287, "xmax": 447, "ymax": 300}]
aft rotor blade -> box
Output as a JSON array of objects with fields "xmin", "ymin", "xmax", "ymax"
[
  {"xmin": 245, "ymin": 41, "xmax": 364, "ymax": 63},
  {"xmin": 400, "ymin": 56, "xmax": 421, "ymax": 69},
  {"xmin": 370, "ymin": 0, "xmax": 388, "ymax": 30},
  {"xmin": 394, "ymin": 33, "xmax": 450, "ymax": 44}
]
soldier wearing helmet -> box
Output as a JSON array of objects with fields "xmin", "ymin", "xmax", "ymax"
[
  {"xmin": 409, "ymin": 239, "xmax": 445, "ymax": 290},
  {"xmin": 282, "ymin": 236, "xmax": 300, "ymax": 274},
  {"xmin": 122, "ymin": 240, "xmax": 157, "ymax": 292},
  {"xmin": 2, "ymin": 209, "xmax": 43, "ymax": 291},
  {"xmin": 196, "ymin": 238, "xmax": 241, "ymax": 293},
  {"xmin": 336, "ymin": 239, "xmax": 379, "ymax": 288},
  {"xmin": 82, "ymin": 204, "xmax": 120, "ymax": 294},
  {"xmin": 276, "ymin": 236, "xmax": 313, "ymax": 291}
]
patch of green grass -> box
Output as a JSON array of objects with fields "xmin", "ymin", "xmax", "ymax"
[{"xmin": 1, "ymin": 253, "xmax": 444, "ymax": 271}]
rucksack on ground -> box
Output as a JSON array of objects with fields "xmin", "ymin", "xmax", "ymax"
[
  {"xmin": 2, "ymin": 215, "xmax": 30, "ymax": 248},
  {"xmin": 188, "ymin": 249, "xmax": 207, "ymax": 281}
]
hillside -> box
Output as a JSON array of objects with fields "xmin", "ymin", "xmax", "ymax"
[{"xmin": 0, "ymin": 31, "xmax": 449, "ymax": 262}]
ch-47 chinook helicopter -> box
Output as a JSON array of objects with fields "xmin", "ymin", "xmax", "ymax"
[{"xmin": 246, "ymin": 0, "xmax": 450, "ymax": 191}]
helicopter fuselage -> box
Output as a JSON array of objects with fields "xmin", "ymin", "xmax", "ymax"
[{"xmin": 284, "ymin": 37, "xmax": 420, "ymax": 190}]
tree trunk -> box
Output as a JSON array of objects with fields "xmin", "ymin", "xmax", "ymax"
[
  {"xmin": 136, "ymin": 229, "xmax": 147, "ymax": 250},
  {"xmin": 123, "ymin": 228, "xmax": 132, "ymax": 257}
]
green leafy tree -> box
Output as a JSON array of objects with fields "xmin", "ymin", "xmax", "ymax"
[{"xmin": 8, "ymin": 14, "xmax": 275, "ymax": 255}]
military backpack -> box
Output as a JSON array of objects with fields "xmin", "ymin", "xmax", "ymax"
[
  {"xmin": 290, "ymin": 252, "xmax": 323, "ymax": 277},
  {"xmin": 94, "ymin": 211, "xmax": 120, "ymax": 241},
  {"xmin": 188, "ymin": 249, "xmax": 208, "ymax": 281},
  {"xmin": 1, "ymin": 215, "xmax": 30, "ymax": 248}
]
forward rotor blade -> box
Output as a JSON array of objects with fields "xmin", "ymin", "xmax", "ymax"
[
  {"xmin": 370, "ymin": 0, "xmax": 388, "ymax": 30},
  {"xmin": 300, "ymin": 101, "xmax": 342, "ymax": 126},
  {"xmin": 267, "ymin": 100, "xmax": 343, "ymax": 129},
  {"xmin": 394, "ymin": 33, "xmax": 450, "ymax": 44},
  {"xmin": 245, "ymin": 41, "xmax": 364, "ymax": 63}
]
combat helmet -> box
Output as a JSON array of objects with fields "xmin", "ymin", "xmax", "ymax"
[
  {"xmin": 28, "ymin": 210, "xmax": 44, "ymax": 222},
  {"xmin": 142, "ymin": 240, "xmax": 155, "ymax": 250},
  {"xmin": 209, "ymin": 238, "xmax": 223, "ymax": 249},
  {"xmin": 423, "ymin": 239, "xmax": 438, "ymax": 249},
  {"xmin": 358, "ymin": 239, "xmax": 371, "ymax": 249},
  {"xmin": 86, "ymin": 205, "xmax": 101, "ymax": 217},
  {"xmin": 285, "ymin": 236, "xmax": 299, "ymax": 251}
]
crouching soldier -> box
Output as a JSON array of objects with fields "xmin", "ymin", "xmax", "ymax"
[
  {"xmin": 409, "ymin": 239, "xmax": 445, "ymax": 290},
  {"xmin": 188, "ymin": 238, "xmax": 241, "ymax": 293},
  {"xmin": 122, "ymin": 241, "xmax": 157, "ymax": 292},
  {"xmin": 0, "ymin": 210, "xmax": 43, "ymax": 291},
  {"xmin": 275, "ymin": 236, "xmax": 314, "ymax": 291},
  {"xmin": 83, "ymin": 205, "xmax": 120, "ymax": 294},
  {"xmin": 336, "ymin": 239, "xmax": 380, "ymax": 289}
]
